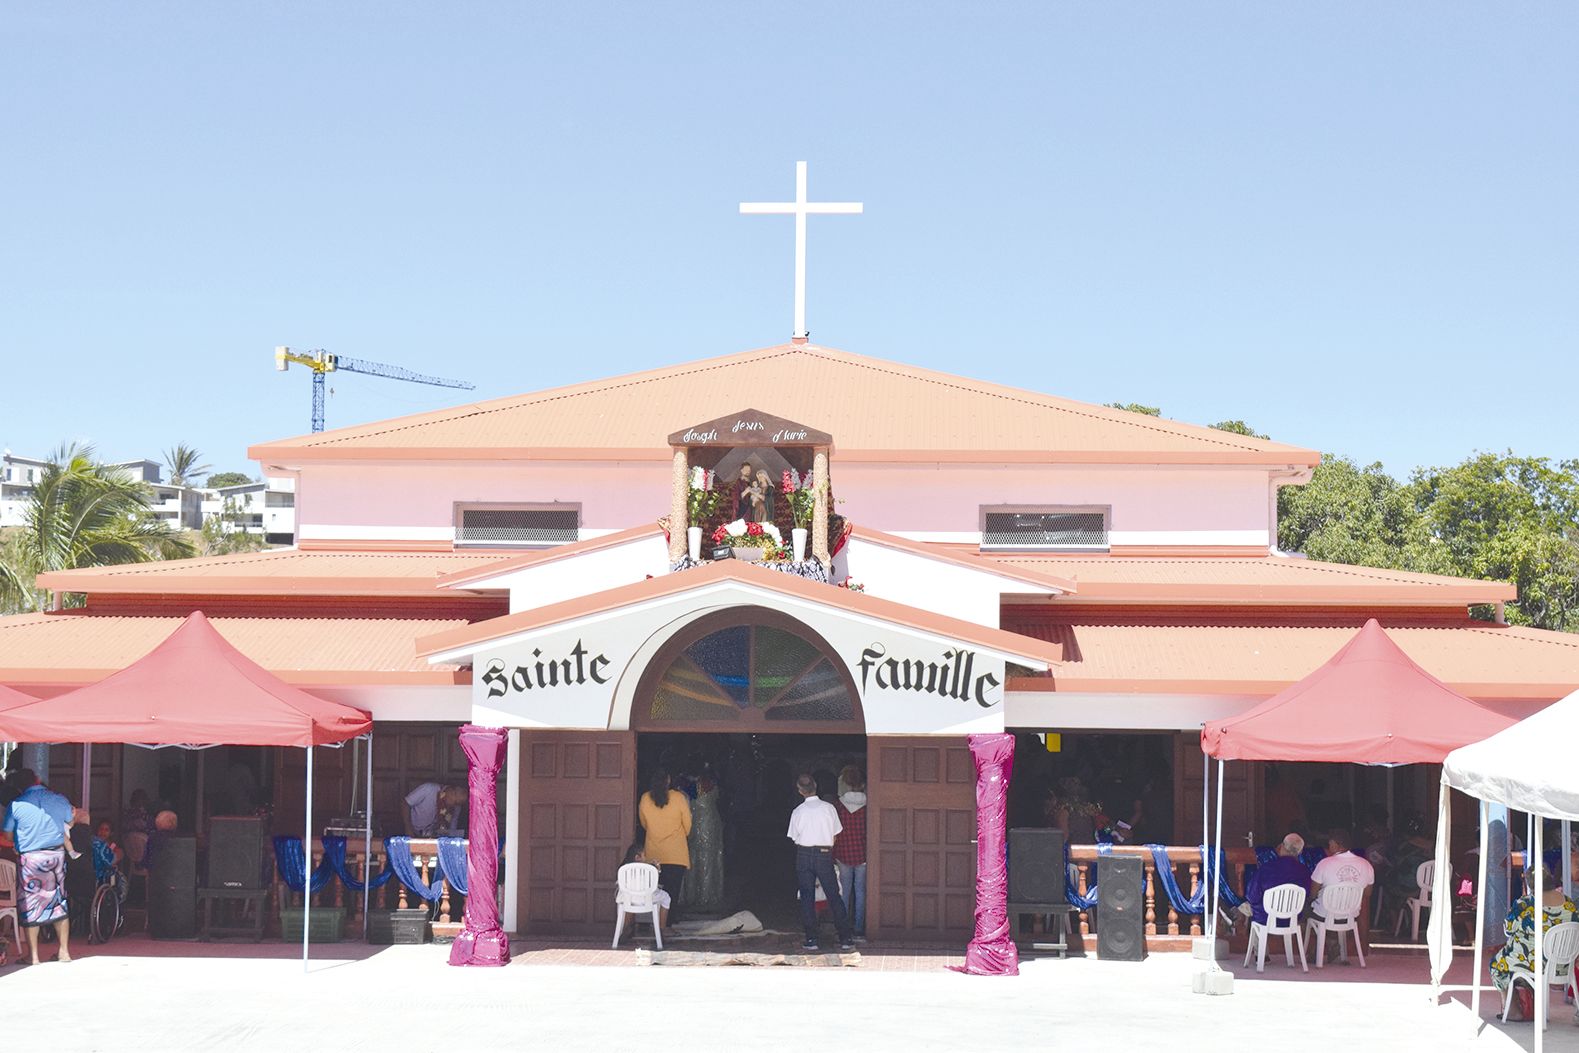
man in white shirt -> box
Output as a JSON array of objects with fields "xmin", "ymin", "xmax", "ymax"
[
  {"xmin": 1309, "ymin": 828, "xmax": 1375, "ymax": 918},
  {"xmin": 787, "ymin": 774, "xmax": 855, "ymax": 951}
]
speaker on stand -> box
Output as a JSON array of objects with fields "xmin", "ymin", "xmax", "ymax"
[
  {"xmin": 1096, "ymin": 855, "xmax": 1146, "ymax": 961},
  {"xmin": 1007, "ymin": 828, "xmax": 1073, "ymax": 957}
]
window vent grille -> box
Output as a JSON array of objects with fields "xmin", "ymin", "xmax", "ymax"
[
  {"xmin": 982, "ymin": 509, "xmax": 1107, "ymax": 550},
  {"xmin": 456, "ymin": 506, "xmax": 579, "ymax": 546}
]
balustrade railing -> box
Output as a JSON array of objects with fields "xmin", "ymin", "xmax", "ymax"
[
  {"xmin": 277, "ymin": 837, "xmax": 466, "ymax": 928},
  {"xmin": 1065, "ymin": 844, "xmax": 1259, "ymax": 943}
]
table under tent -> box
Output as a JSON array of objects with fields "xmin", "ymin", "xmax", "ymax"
[
  {"xmin": 1429, "ymin": 687, "xmax": 1579, "ymax": 1049},
  {"xmin": 0, "ymin": 611, "xmax": 372, "ymax": 969},
  {"xmin": 1196, "ymin": 619, "xmax": 1514, "ymax": 980}
]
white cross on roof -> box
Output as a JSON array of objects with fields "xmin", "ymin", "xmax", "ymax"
[{"xmin": 740, "ymin": 161, "xmax": 863, "ymax": 341}]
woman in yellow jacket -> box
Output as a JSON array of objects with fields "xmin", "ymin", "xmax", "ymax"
[{"xmin": 638, "ymin": 769, "xmax": 692, "ymax": 918}]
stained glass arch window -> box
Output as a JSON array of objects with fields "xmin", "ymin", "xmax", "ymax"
[{"xmin": 634, "ymin": 609, "xmax": 863, "ymax": 732}]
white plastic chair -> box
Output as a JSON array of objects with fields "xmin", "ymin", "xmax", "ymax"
[
  {"xmin": 1394, "ymin": 860, "xmax": 1434, "ymax": 941},
  {"xmin": 1306, "ymin": 881, "xmax": 1367, "ymax": 967},
  {"xmin": 1243, "ymin": 884, "xmax": 1308, "ymax": 973},
  {"xmin": 611, "ymin": 863, "xmax": 663, "ymax": 950},
  {"xmin": 1501, "ymin": 920, "xmax": 1579, "ymax": 1026},
  {"xmin": 0, "ymin": 859, "xmax": 19, "ymax": 954}
]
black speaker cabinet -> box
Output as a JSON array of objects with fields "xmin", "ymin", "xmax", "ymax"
[
  {"xmin": 1008, "ymin": 828, "xmax": 1067, "ymax": 907},
  {"xmin": 149, "ymin": 835, "xmax": 198, "ymax": 940},
  {"xmin": 208, "ymin": 816, "xmax": 268, "ymax": 890},
  {"xmin": 1096, "ymin": 855, "xmax": 1146, "ymax": 961}
]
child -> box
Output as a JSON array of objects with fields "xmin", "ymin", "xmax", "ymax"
[
  {"xmin": 618, "ymin": 840, "xmax": 671, "ymax": 934},
  {"xmin": 92, "ymin": 818, "xmax": 123, "ymax": 882}
]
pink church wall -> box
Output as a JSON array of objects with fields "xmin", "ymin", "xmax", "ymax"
[{"xmin": 290, "ymin": 460, "xmax": 1272, "ymax": 548}]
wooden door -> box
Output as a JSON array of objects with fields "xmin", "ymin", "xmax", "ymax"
[
  {"xmin": 47, "ymin": 743, "xmax": 119, "ymax": 818},
  {"xmin": 518, "ymin": 730, "xmax": 635, "ymax": 936},
  {"xmin": 1175, "ymin": 736, "xmax": 1259, "ymax": 848},
  {"xmin": 868, "ymin": 736, "xmax": 976, "ymax": 941}
]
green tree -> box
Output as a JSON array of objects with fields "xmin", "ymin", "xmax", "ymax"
[
  {"xmin": 1209, "ymin": 420, "xmax": 1268, "ymax": 439},
  {"xmin": 200, "ymin": 496, "xmax": 267, "ymax": 556},
  {"xmin": 205, "ymin": 471, "xmax": 255, "ymax": 488},
  {"xmin": 1105, "ymin": 402, "xmax": 1161, "ymax": 416},
  {"xmin": 1277, "ymin": 456, "xmax": 1418, "ymax": 569},
  {"xmin": 0, "ymin": 443, "xmax": 194, "ymax": 613},
  {"xmin": 163, "ymin": 444, "xmax": 211, "ymax": 487}
]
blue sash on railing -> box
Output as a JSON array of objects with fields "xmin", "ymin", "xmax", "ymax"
[
  {"xmin": 385, "ymin": 836, "xmax": 444, "ymax": 903},
  {"xmin": 436, "ymin": 837, "xmax": 469, "ymax": 896},
  {"xmin": 1065, "ymin": 842, "xmax": 1114, "ymax": 910},
  {"xmin": 321, "ymin": 835, "xmax": 395, "ymax": 892},
  {"xmin": 1201, "ymin": 845, "xmax": 1246, "ymax": 909},
  {"xmin": 1147, "ymin": 845, "xmax": 1203, "ymax": 915},
  {"xmin": 272, "ymin": 835, "xmax": 333, "ymax": 895}
]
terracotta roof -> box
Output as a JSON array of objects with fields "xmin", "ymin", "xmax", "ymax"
[
  {"xmin": 1005, "ymin": 619, "xmax": 1579, "ymax": 700},
  {"xmin": 0, "ymin": 611, "xmax": 469, "ymax": 687},
  {"xmin": 986, "ymin": 553, "xmax": 1515, "ymax": 605},
  {"xmin": 418, "ymin": 559, "xmax": 1064, "ymax": 667},
  {"xmin": 435, "ymin": 525, "xmax": 666, "ymax": 588},
  {"xmin": 249, "ymin": 343, "xmax": 1320, "ymax": 467},
  {"xmin": 35, "ymin": 549, "xmax": 511, "ymax": 597}
]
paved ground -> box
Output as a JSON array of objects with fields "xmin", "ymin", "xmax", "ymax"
[{"xmin": 3, "ymin": 937, "xmax": 1577, "ymax": 1051}]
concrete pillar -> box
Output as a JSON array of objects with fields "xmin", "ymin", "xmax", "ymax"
[
  {"xmin": 448, "ymin": 724, "xmax": 510, "ymax": 967},
  {"xmin": 811, "ymin": 446, "xmax": 830, "ymax": 563},
  {"xmin": 962, "ymin": 732, "xmax": 1018, "ymax": 976},
  {"xmin": 669, "ymin": 447, "xmax": 689, "ymax": 563},
  {"xmin": 22, "ymin": 743, "xmax": 49, "ymax": 784}
]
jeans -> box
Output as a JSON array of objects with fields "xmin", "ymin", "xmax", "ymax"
[
  {"xmin": 835, "ymin": 860, "xmax": 866, "ymax": 936},
  {"xmin": 795, "ymin": 846, "xmax": 852, "ymax": 945}
]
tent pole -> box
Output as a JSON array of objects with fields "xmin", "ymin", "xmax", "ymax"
[
  {"xmin": 1471, "ymin": 799, "xmax": 1489, "ymax": 1027},
  {"xmin": 1534, "ymin": 817, "xmax": 1544, "ymax": 1047},
  {"xmin": 1563, "ymin": 820, "xmax": 1573, "ymax": 898},
  {"xmin": 1200, "ymin": 732, "xmax": 1209, "ymax": 946},
  {"xmin": 303, "ymin": 745, "xmax": 313, "ymax": 974},
  {"xmin": 1211, "ymin": 758, "xmax": 1226, "ymax": 958},
  {"xmin": 363, "ymin": 733, "xmax": 373, "ymax": 942},
  {"xmin": 80, "ymin": 742, "xmax": 91, "ymax": 819}
]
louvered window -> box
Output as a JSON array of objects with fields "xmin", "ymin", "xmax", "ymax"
[
  {"xmin": 455, "ymin": 505, "xmax": 579, "ymax": 546},
  {"xmin": 980, "ymin": 507, "xmax": 1109, "ymax": 551}
]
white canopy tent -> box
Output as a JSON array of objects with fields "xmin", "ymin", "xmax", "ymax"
[{"xmin": 1428, "ymin": 687, "xmax": 1579, "ymax": 1047}]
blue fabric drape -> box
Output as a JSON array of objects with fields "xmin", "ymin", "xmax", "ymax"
[
  {"xmin": 385, "ymin": 836, "xmax": 443, "ymax": 903},
  {"xmin": 1203, "ymin": 845, "xmax": 1246, "ymax": 909},
  {"xmin": 436, "ymin": 837, "xmax": 469, "ymax": 896},
  {"xmin": 1064, "ymin": 842, "xmax": 1113, "ymax": 910},
  {"xmin": 322, "ymin": 835, "xmax": 395, "ymax": 892},
  {"xmin": 272, "ymin": 835, "xmax": 333, "ymax": 895},
  {"xmin": 1147, "ymin": 845, "xmax": 1203, "ymax": 915},
  {"xmin": 1300, "ymin": 846, "xmax": 1327, "ymax": 871}
]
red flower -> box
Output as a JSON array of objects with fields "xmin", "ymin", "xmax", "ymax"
[
  {"xmin": 746, "ymin": 522, "xmax": 763, "ymax": 537},
  {"xmin": 712, "ymin": 526, "xmax": 728, "ymax": 543},
  {"xmin": 782, "ymin": 470, "xmax": 794, "ymax": 495}
]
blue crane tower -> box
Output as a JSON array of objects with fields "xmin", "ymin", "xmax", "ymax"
[{"xmin": 274, "ymin": 346, "xmax": 476, "ymax": 433}]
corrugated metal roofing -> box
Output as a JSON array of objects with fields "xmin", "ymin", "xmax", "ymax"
[
  {"xmin": 989, "ymin": 554, "xmax": 1515, "ymax": 603},
  {"xmin": 248, "ymin": 344, "xmax": 1321, "ymax": 466},
  {"xmin": 1006, "ymin": 618, "xmax": 1579, "ymax": 699},
  {"xmin": 0, "ymin": 611, "xmax": 469, "ymax": 686},
  {"xmin": 37, "ymin": 549, "xmax": 508, "ymax": 596}
]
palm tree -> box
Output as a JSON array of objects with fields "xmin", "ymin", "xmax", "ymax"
[
  {"xmin": 0, "ymin": 443, "xmax": 194, "ymax": 613},
  {"xmin": 163, "ymin": 443, "xmax": 211, "ymax": 487}
]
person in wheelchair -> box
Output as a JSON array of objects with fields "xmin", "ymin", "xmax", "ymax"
[{"xmin": 88, "ymin": 818, "xmax": 128, "ymax": 943}]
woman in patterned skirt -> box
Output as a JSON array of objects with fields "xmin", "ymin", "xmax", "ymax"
[{"xmin": 1490, "ymin": 861, "xmax": 1576, "ymax": 1021}]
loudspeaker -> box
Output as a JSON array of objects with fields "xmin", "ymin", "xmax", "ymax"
[
  {"xmin": 149, "ymin": 835, "xmax": 197, "ymax": 940},
  {"xmin": 1008, "ymin": 828, "xmax": 1066, "ymax": 907},
  {"xmin": 208, "ymin": 816, "xmax": 268, "ymax": 890},
  {"xmin": 1096, "ymin": 856, "xmax": 1146, "ymax": 961}
]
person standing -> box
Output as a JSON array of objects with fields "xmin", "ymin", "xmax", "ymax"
[
  {"xmin": 403, "ymin": 780, "xmax": 467, "ymax": 837},
  {"xmin": 1, "ymin": 769, "xmax": 74, "ymax": 964},
  {"xmin": 64, "ymin": 806, "xmax": 97, "ymax": 940},
  {"xmin": 788, "ymin": 773, "xmax": 854, "ymax": 951},
  {"xmin": 832, "ymin": 765, "xmax": 867, "ymax": 942},
  {"xmin": 638, "ymin": 770, "xmax": 692, "ymax": 921}
]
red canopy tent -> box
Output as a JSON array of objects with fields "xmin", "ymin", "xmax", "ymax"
[
  {"xmin": 1202, "ymin": 618, "xmax": 1514, "ymax": 764},
  {"xmin": 1193, "ymin": 619, "xmax": 1515, "ymax": 977},
  {"xmin": 0, "ymin": 612, "xmax": 372, "ymax": 967}
]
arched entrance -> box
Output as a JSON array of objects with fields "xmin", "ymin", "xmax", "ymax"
[{"xmin": 632, "ymin": 607, "xmax": 865, "ymax": 734}]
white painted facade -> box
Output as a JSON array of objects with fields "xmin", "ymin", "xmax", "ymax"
[{"xmin": 200, "ymin": 477, "xmax": 297, "ymax": 545}]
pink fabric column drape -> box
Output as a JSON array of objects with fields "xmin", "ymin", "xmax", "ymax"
[
  {"xmin": 448, "ymin": 724, "xmax": 510, "ymax": 967},
  {"xmin": 962, "ymin": 732, "xmax": 1018, "ymax": 976}
]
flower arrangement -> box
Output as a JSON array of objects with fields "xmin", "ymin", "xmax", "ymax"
[
  {"xmin": 835, "ymin": 579, "xmax": 866, "ymax": 593},
  {"xmin": 710, "ymin": 518, "xmax": 783, "ymax": 549},
  {"xmin": 781, "ymin": 469, "xmax": 817, "ymax": 527},
  {"xmin": 687, "ymin": 466, "xmax": 721, "ymax": 523}
]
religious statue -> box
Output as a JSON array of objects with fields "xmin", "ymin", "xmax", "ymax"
[
  {"xmin": 747, "ymin": 470, "xmax": 775, "ymax": 524},
  {"xmin": 730, "ymin": 463, "xmax": 755, "ymax": 519}
]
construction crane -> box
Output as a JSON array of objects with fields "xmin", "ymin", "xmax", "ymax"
[{"xmin": 274, "ymin": 346, "xmax": 476, "ymax": 433}]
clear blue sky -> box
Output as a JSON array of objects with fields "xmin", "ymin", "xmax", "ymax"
[{"xmin": 3, "ymin": 3, "xmax": 1574, "ymax": 479}]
